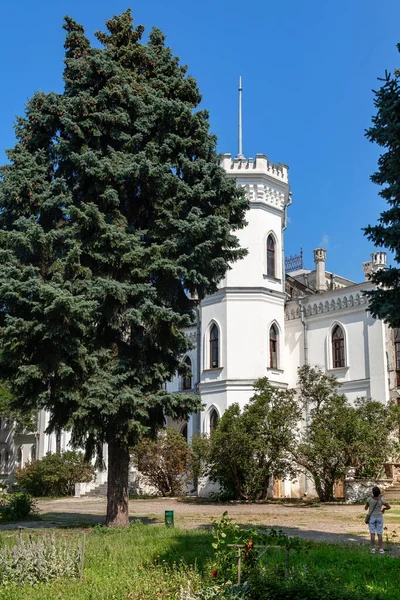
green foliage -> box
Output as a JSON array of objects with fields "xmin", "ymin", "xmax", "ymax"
[
  {"xmin": 0, "ymin": 9, "xmax": 247, "ymax": 524},
  {"xmin": 131, "ymin": 427, "xmax": 193, "ymax": 496},
  {"xmin": 0, "ymin": 382, "xmax": 36, "ymax": 432},
  {"xmin": 0, "ymin": 534, "xmax": 81, "ymax": 586},
  {"xmin": 207, "ymin": 379, "xmax": 301, "ymax": 501},
  {"xmin": 0, "ymin": 493, "xmax": 37, "ymax": 522},
  {"xmin": 15, "ymin": 451, "xmax": 94, "ymax": 497},
  {"xmin": 180, "ymin": 582, "xmax": 250, "ymax": 600},
  {"xmin": 190, "ymin": 433, "xmax": 212, "ymax": 484},
  {"xmin": 294, "ymin": 366, "xmax": 400, "ymax": 501},
  {"xmin": 364, "ymin": 53, "xmax": 400, "ymax": 327},
  {"xmin": 349, "ymin": 396, "xmax": 400, "ymax": 479}
]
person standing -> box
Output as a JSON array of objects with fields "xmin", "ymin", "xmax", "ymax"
[{"xmin": 365, "ymin": 486, "xmax": 391, "ymax": 554}]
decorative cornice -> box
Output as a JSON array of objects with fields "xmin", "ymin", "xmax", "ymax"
[
  {"xmin": 202, "ymin": 287, "xmax": 286, "ymax": 308},
  {"xmin": 285, "ymin": 291, "xmax": 369, "ymax": 321}
]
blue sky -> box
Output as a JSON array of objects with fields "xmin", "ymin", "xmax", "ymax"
[{"xmin": 1, "ymin": 0, "xmax": 399, "ymax": 282}]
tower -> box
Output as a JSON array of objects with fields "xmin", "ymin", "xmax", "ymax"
[{"xmin": 199, "ymin": 79, "xmax": 292, "ymax": 432}]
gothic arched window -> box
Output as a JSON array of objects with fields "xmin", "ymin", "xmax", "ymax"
[
  {"xmin": 182, "ymin": 356, "xmax": 192, "ymax": 390},
  {"xmin": 332, "ymin": 324, "xmax": 345, "ymax": 368},
  {"xmin": 210, "ymin": 324, "xmax": 219, "ymax": 369},
  {"xmin": 17, "ymin": 447, "xmax": 22, "ymax": 468},
  {"xmin": 394, "ymin": 328, "xmax": 400, "ymax": 387},
  {"xmin": 181, "ymin": 423, "xmax": 188, "ymax": 441},
  {"xmin": 267, "ymin": 235, "xmax": 276, "ymax": 278},
  {"xmin": 269, "ymin": 324, "xmax": 278, "ymax": 369},
  {"xmin": 210, "ymin": 408, "xmax": 219, "ymax": 434}
]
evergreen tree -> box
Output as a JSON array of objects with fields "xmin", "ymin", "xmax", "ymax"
[
  {"xmin": 364, "ymin": 52, "xmax": 400, "ymax": 327},
  {"xmin": 0, "ymin": 11, "xmax": 247, "ymax": 525}
]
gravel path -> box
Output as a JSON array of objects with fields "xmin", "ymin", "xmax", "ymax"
[{"xmin": 2, "ymin": 497, "xmax": 398, "ymax": 550}]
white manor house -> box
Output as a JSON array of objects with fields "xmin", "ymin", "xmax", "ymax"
[{"xmin": 1, "ymin": 146, "xmax": 400, "ymax": 498}]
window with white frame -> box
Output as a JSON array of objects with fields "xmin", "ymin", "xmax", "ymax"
[
  {"xmin": 209, "ymin": 324, "xmax": 219, "ymax": 369},
  {"xmin": 209, "ymin": 408, "xmax": 219, "ymax": 434},
  {"xmin": 269, "ymin": 324, "xmax": 278, "ymax": 369},
  {"xmin": 267, "ymin": 235, "xmax": 276, "ymax": 278},
  {"xmin": 332, "ymin": 324, "xmax": 345, "ymax": 368},
  {"xmin": 181, "ymin": 356, "xmax": 192, "ymax": 390}
]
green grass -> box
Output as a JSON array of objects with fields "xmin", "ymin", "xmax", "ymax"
[
  {"xmin": 255, "ymin": 541, "xmax": 400, "ymax": 599},
  {"xmin": 0, "ymin": 524, "xmax": 399, "ymax": 599},
  {"xmin": 0, "ymin": 524, "xmax": 212, "ymax": 600}
]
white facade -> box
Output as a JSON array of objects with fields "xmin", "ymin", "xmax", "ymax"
[
  {"xmin": 2, "ymin": 147, "xmax": 399, "ymax": 497},
  {"xmin": 167, "ymin": 151, "xmax": 399, "ymax": 498}
]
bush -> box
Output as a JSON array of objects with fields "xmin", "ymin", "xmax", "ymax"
[
  {"xmin": 207, "ymin": 380, "xmax": 300, "ymax": 501},
  {"xmin": 15, "ymin": 450, "xmax": 94, "ymax": 497},
  {"xmin": 0, "ymin": 493, "xmax": 37, "ymax": 522},
  {"xmin": 0, "ymin": 534, "xmax": 81, "ymax": 586},
  {"xmin": 132, "ymin": 427, "xmax": 194, "ymax": 496}
]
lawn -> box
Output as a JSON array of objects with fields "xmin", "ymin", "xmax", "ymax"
[{"xmin": 0, "ymin": 522, "xmax": 399, "ymax": 599}]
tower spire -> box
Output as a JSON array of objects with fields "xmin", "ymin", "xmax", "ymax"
[{"xmin": 237, "ymin": 76, "xmax": 245, "ymax": 160}]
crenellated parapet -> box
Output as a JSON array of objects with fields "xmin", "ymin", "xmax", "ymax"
[
  {"xmin": 221, "ymin": 153, "xmax": 290, "ymax": 211},
  {"xmin": 220, "ymin": 153, "xmax": 289, "ymax": 183}
]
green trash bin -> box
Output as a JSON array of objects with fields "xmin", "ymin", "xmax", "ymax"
[{"xmin": 165, "ymin": 510, "xmax": 174, "ymax": 527}]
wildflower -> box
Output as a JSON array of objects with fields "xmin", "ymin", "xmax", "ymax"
[{"xmin": 212, "ymin": 569, "xmax": 218, "ymax": 577}]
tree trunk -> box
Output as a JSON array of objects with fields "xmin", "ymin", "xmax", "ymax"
[
  {"xmin": 106, "ymin": 437, "xmax": 130, "ymax": 527},
  {"xmin": 314, "ymin": 476, "xmax": 335, "ymax": 502}
]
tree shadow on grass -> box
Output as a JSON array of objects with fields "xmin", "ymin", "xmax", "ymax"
[
  {"xmin": 147, "ymin": 527, "xmax": 214, "ymax": 573},
  {"xmin": 0, "ymin": 513, "xmax": 159, "ymax": 530}
]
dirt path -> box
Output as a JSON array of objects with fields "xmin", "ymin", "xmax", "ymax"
[{"xmin": 2, "ymin": 497, "xmax": 397, "ymax": 549}]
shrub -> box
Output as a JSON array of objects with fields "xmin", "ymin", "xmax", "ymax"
[
  {"xmin": 207, "ymin": 380, "xmax": 300, "ymax": 501},
  {"xmin": 132, "ymin": 427, "xmax": 194, "ymax": 496},
  {"xmin": 0, "ymin": 493, "xmax": 37, "ymax": 522},
  {"xmin": 15, "ymin": 450, "xmax": 94, "ymax": 497},
  {"xmin": 0, "ymin": 534, "xmax": 81, "ymax": 586}
]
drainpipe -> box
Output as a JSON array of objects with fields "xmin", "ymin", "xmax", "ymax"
[
  {"xmin": 195, "ymin": 302, "xmax": 201, "ymax": 437},
  {"xmin": 298, "ymin": 297, "xmax": 308, "ymax": 366},
  {"xmin": 298, "ymin": 296, "xmax": 309, "ymax": 493}
]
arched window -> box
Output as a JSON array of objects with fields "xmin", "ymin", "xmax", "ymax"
[
  {"xmin": 267, "ymin": 235, "xmax": 276, "ymax": 278},
  {"xmin": 332, "ymin": 325, "xmax": 345, "ymax": 368},
  {"xmin": 210, "ymin": 408, "xmax": 219, "ymax": 434},
  {"xmin": 269, "ymin": 324, "xmax": 278, "ymax": 369},
  {"xmin": 17, "ymin": 446, "xmax": 22, "ymax": 468},
  {"xmin": 181, "ymin": 356, "xmax": 192, "ymax": 390},
  {"xmin": 394, "ymin": 328, "xmax": 400, "ymax": 387},
  {"xmin": 180, "ymin": 423, "xmax": 188, "ymax": 441},
  {"xmin": 210, "ymin": 324, "xmax": 219, "ymax": 369}
]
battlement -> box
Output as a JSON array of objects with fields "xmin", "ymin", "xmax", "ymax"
[{"xmin": 220, "ymin": 153, "xmax": 289, "ymax": 184}]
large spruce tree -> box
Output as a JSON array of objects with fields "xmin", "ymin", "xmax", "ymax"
[
  {"xmin": 364, "ymin": 50, "xmax": 400, "ymax": 327},
  {"xmin": 0, "ymin": 11, "xmax": 247, "ymax": 525}
]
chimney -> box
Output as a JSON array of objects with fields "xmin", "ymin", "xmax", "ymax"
[
  {"xmin": 362, "ymin": 251, "xmax": 387, "ymax": 281},
  {"xmin": 314, "ymin": 248, "xmax": 327, "ymax": 293}
]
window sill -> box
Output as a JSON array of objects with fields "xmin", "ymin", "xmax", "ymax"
[
  {"xmin": 203, "ymin": 367, "xmax": 223, "ymax": 373},
  {"xmin": 267, "ymin": 367, "xmax": 284, "ymax": 374},
  {"xmin": 326, "ymin": 366, "xmax": 349, "ymax": 373},
  {"xmin": 263, "ymin": 274, "xmax": 282, "ymax": 283}
]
